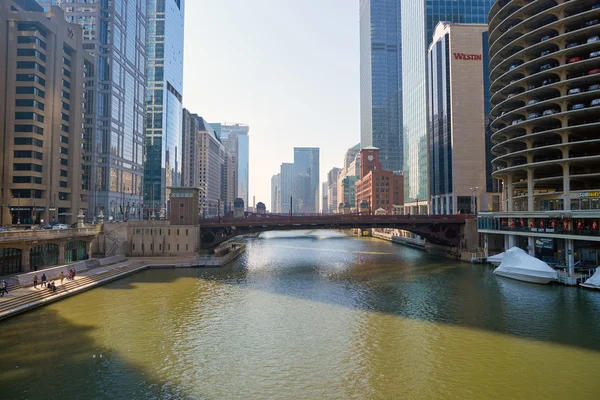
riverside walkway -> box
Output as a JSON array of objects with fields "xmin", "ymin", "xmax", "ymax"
[{"xmin": 0, "ymin": 252, "xmax": 235, "ymax": 320}]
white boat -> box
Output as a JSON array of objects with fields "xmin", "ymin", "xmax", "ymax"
[
  {"xmin": 487, "ymin": 252, "xmax": 505, "ymax": 266},
  {"xmin": 580, "ymin": 268, "xmax": 600, "ymax": 290},
  {"xmin": 493, "ymin": 247, "xmax": 558, "ymax": 284}
]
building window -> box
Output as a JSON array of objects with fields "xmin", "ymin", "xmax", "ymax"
[
  {"xmin": 177, "ymin": 229, "xmax": 180, "ymax": 235},
  {"xmin": 15, "ymin": 112, "xmax": 44, "ymax": 123},
  {"xmin": 17, "ymin": 48, "xmax": 46, "ymax": 61},
  {"xmin": 14, "ymin": 137, "xmax": 43, "ymax": 147},
  {"xmin": 186, "ymin": 229, "xmax": 188, "ymax": 236},
  {"xmin": 16, "ymin": 86, "xmax": 44, "ymax": 98},
  {"xmin": 180, "ymin": 216, "xmax": 184, "ymax": 220},
  {"xmin": 16, "ymin": 61, "xmax": 45, "ymax": 74},
  {"xmin": 168, "ymin": 229, "xmax": 170, "ymax": 235},
  {"xmin": 15, "ymin": 125, "xmax": 43, "ymax": 135},
  {"xmin": 142, "ymin": 244, "xmax": 144, "ymax": 251},
  {"xmin": 168, "ymin": 244, "xmax": 170, "ymax": 250},
  {"xmin": 180, "ymin": 203, "xmax": 184, "ymax": 208},
  {"xmin": 177, "ymin": 244, "xmax": 179, "ymax": 251},
  {"xmin": 132, "ymin": 244, "xmax": 135, "ymax": 250},
  {"xmin": 186, "ymin": 244, "xmax": 188, "ymax": 251}
]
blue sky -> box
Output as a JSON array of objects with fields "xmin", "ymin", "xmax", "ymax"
[{"xmin": 183, "ymin": 0, "xmax": 360, "ymax": 208}]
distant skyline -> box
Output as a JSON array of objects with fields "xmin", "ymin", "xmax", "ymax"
[{"xmin": 182, "ymin": 1, "xmax": 359, "ymax": 206}]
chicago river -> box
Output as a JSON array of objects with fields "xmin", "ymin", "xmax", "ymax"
[{"xmin": 1, "ymin": 231, "xmax": 599, "ymax": 399}]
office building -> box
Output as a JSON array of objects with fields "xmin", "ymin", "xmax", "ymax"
[
  {"xmin": 220, "ymin": 124, "xmax": 249, "ymax": 209},
  {"xmin": 478, "ymin": 0, "xmax": 600, "ymax": 281},
  {"xmin": 322, "ymin": 182, "xmax": 328, "ymax": 214},
  {"xmin": 355, "ymin": 147, "xmax": 403, "ymax": 214},
  {"xmin": 401, "ymin": 0, "xmax": 493, "ymax": 210},
  {"xmin": 427, "ymin": 22, "xmax": 500, "ymax": 215},
  {"xmin": 0, "ymin": 0, "xmax": 93, "ymax": 225},
  {"xmin": 221, "ymin": 146, "xmax": 235, "ymax": 213},
  {"xmin": 271, "ymin": 173, "xmax": 280, "ymax": 213},
  {"xmin": 293, "ymin": 147, "xmax": 320, "ymax": 213},
  {"xmin": 144, "ymin": 0, "xmax": 185, "ymax": 217},
  {"xmin": 326, "ymin": 167, "xmax": 341, "ymax": 214},
  {"xmin": 337, "ymin": 145, "xmax": 361, "ymax": 212},
  {"xmin": 182, "ymin": 110, "xmax": 223, "ymax": 217},
  {"xmin": 360, "ymin": 0, "xmax": 403, "ymax": 171},
  {"xmin": 280, "ymin": 162, "xmax": 294, "ymax": 214},
  {"xmin": 38, "ymin": 0, "xmax": 148, "ymax": 220}
]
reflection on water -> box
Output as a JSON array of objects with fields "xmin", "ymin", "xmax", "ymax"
[{"xmin": 1, "ymin": 230, "xmax": 600, "ymax": 399}]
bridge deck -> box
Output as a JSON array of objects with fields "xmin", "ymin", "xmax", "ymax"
[{"xmin": 200, "ymin": 214, "xmax": 472, "ymax": 228}]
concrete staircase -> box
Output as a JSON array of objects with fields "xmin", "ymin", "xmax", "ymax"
[{"xmin": 0, "ymin": 260, "xmax": 147, "ymax": 320}]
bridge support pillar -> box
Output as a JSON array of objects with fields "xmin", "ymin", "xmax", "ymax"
[{"xmin": 22, "ymin": 246, "xmax": 31, "ymax": 273}]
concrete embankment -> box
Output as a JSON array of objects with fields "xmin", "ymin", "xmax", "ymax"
[
  {"xmin": 0, "ymin": 243, "xmax": 246, "ymax": 321},
  {"xmin": 372, "ymin": 231, "xmax": 474, "ymax": 260},
  {"xmin": 372, "ymin": 231, "xmax": 426, "ymax": 250}
]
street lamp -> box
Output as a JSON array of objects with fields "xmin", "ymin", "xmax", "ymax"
[{"xmin": 470, "ymin": 186, "xmax": 479, "ymax": 215}]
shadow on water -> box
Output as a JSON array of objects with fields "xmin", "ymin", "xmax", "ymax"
[
  {"xmin": 195, "ymin": 233, "xmax": 600, "ymax": 354},
  {"xmin": 0, "ymin": 308, "xmax": 200, "ymax": 399}
]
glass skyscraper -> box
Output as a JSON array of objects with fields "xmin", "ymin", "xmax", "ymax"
[
  {"xmin": 219, "ymin": 124, "xmax": 250, "ymax": 209},
  {"xmin": 359, "ymin": 0, "xmax": 402, "ymax": 172},
  {"xmin": 144, "ymin": 0, "xmax": 185, "ymax": 217},
  {"xmin": 401, "ymin": 0, "xmax": 493, "ymax": 204},
  {"xmin": 38, "ymin": 0, "xmax": 148, "ymax": 220},
  {"xmin": 293, "ymin": 147, "xmax": 320, "ymax": 214}
]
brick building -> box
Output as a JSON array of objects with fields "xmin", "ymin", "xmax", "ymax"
[{"xmin": 355, "ymin": 147, "xmax": 403, "ymax": 214}]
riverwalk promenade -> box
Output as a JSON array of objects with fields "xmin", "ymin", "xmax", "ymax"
[
  {"xmin": 0, "ymin": 242, "xmax": 246, "ymax": 320},
  {"xmin": 0, "ymin": 249, "xmax": 248, "ymax": 321}
]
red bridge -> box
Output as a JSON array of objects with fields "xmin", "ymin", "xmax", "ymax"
[{"xmin": 199, "ymin": 214, "xmax": 474, "ymax": 249}]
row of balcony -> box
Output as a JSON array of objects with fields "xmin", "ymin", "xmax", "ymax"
[
  {"xmin": 491, "ymin": 44, "xmax": 600, "ymax": 111},
  {"xmin": 491, "ymin": 8, "xmax": 600, "ymax": 75},
  {"xmin": 490, "ymin": 0, "xmax": 600, "ymax": 56}
]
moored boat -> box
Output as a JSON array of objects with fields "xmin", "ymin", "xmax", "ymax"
[
  {"xmin": 487, "ymin": 252, "xmax": 504, "ymax": 266},
  {"xmin": 580, "ymin": 268, "xmax": 600, "ymax": 290},
  {"xmin": 493, "ymin": 247, "xmax": 558, "ymax": 284}
]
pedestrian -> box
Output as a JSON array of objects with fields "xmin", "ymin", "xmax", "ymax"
[
  {"xmin": 59, "ymin": 271, "xmax": 65, "ymax": 284},
  {"xmin": 71, "ymin": 268, "xmax": 76, "ymax": 279},
  {"xmin": 33, "ymin": 274, "xmax": 39, "ymax": 289},
  {"xmin": 0, "ymin": 280, "xmax": 8, "ymax": 297},
  {"xmin": 41, "ymin": 273, "xmax": 47, "ymax": 288},
  {"xmin": 50, "ymin": 281, "xmax": 57, "ymax": 293}
]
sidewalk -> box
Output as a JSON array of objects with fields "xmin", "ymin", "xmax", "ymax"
[{"xmin": 0, "ymin": 259, "xmax": 149, "ymax": 320}]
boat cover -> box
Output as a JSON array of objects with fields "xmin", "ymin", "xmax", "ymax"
[
  {"xmin": 494, "ymin": 247, "xmax": 558, "ymax": 280},
  {"xmin": 584, "ymin": 268, "xmax": 600, "ymax": 288},
  {"xmin": 487, "ymin": 252, "xmax": 505, "ymax": 263}
]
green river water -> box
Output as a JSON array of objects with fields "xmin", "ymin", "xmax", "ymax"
[{"xmin": 1, "ymin": 230, "xmax": 599, "ymax": 399}]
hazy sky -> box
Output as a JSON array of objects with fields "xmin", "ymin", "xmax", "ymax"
[{"xmin": 183, "ymin": 0, "xmax": 360, "ymax": 208}]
